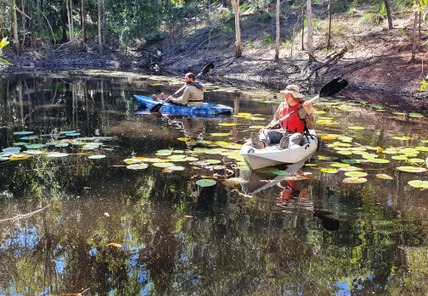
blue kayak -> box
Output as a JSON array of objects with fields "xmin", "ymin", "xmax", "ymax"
[{"xmin": 134, "ymin": 95, "xmax": 233, "ymax": 117}]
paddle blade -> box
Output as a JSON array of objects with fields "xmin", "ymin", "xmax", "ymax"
[
  {"xmin": 150, "ymin": 103, "xmax": 163, "ymax": 113},
  {"xmin": 319, "ymin": 77, "xmax": 348, "ymax": 97},
  {"xmin": 199, "ymin": 62, "xmax": 215, "ymax": 76}
]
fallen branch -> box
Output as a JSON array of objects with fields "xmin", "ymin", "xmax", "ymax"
[{"xmin": 0, "ymin": 205, "xmax": 50, "ymax": 223}]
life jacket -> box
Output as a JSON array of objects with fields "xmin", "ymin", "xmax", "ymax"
[{"xmin": 280, "ymin": 103, "xmax": 305, "ymax": 133}]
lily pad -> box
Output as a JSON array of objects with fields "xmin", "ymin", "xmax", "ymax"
[
  {"xmin": 396, "ymin": 166, "xmax": 427, "ymax": 173},
  {"xmin": 320, "ymin": 168, "xmax": 338, "ymax": 174},
  {"xmin": 344, "ymin": 171, "xmax": 368, "ymax": 177},
  {"xmin": 126, "ymin": 163, "xmax": 149, "ymax": 170},
  {"xmin": 88, "ymin": 154, "xmax": 106, "ymax": 159},
  {"xmin": 343, "ymin": 177, "xmax": 367, "ymax": 184},
  {"xmin": 152, "ymin": 162, "xmax": 174, "ymax": 168},
  {"xmin": 407, "ymin": 180, "xmax": 428, "ymax": 189},
  {"xmin": 13, "ymin": 131, "xmax": 34, "ymax": 136},
  {"xmin": 196, "ymin": 179, "xmax": 217, "ymax": 187},
  {"xmin": 376, "ymin": 173, "xmax": 393, "ymax": 180}
]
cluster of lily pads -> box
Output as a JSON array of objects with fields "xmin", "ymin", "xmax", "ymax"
[
  {"xmin": 121, "ymin": 137, "xmax": 246, "ymax": 188},
  {"xmin": 0, "ymin": 130, "xmax": 114, "ymax": 162},
  {"xmin": 308, "ymin": 101, "xmax": 428, "ymax": 190}
]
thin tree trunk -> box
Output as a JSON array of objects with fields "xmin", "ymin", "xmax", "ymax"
[
  {"xmin": 384, "ymin": 0, "xmax": 393, "ymax": 30},
  {"xmin": 274, "ymin": 0, "xmax": 280, "ymax": 62},
  {"xmin": 12, "ymin": 0, "xmax": 20, "ymax": 54},
  {"xmin": 67, "ymin": 0, "xmax": 74, "ymax": 42},
  {"xmin": 410, "ymin": 10, "xmax": 418, "ymax": 63},
  {"xmin": 301, "ymin": 3, "xmax": 305, "ymax": 50},
  {"xmin": 306, "ymin": 0, "xmax": 315, "ymax": 61},
  {"xmin": 231, "ymin": 0, "xmax": 242, "ymax": 58},
  {"xmin": 98, "ymin": 0, "xmax": 103, "ymax": 51},
  {"xmin": 327, "ymin": 0, "xmax": 332, "ymax": 49},
  {"xmin": 81, "ymin": 0, "xmax": 86, "ymax": 42}
]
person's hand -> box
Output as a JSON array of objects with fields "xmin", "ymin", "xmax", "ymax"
[{"xmin": 303, "ymin": 101, "xmax": 313, "ymax": 113}]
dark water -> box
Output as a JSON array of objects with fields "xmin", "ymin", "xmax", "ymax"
[{"xmin": 0, "ymin": 73, "xmax": 427, "ymax": 295}]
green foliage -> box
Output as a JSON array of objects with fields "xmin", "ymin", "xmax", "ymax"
[
  {"xmin": 420, "ymin": 79, "xmax": 428, "ymax": 92},
  {"xmin": 144, "ymin": 32, "xmax": 166, "ymax": 46},
  {"xmin": 0, "ymin": 37, "xmax": 11, "ymax": 65},
  {"xmin": 261, "ymin": 32, "xmax": 273, "ymax": 45},
  {"xmin": 359, "ymin": 4, "xmax": 386, "ymax": 26}
]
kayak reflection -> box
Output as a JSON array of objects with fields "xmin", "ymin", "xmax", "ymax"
[{"xmin": 239, "ymin": 160, "xmax": 341, "ymax": 231}]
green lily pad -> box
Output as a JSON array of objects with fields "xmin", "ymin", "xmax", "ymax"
[
  {"xmin": 126, "ymin": 163, "xmax": 149, "ymax": 170},
  {"xmin": 392, "ymin": 136, "xmax": 413, "ymax": 141},
  {"xmin": 408, "ymin": 113, "xmax": 424, "ymax": 118},
  {"xmin": 345, "ymin": 171, "xmax": 368, "ymax": 177},
  {"xmin": 163, "ymin": 165, "xmax": 186, "ymax": 172},
  {"xmin": 320, "ymin": 168, "xmax": 338, "ymax": 174},
  {"xmin": 152, "ymin": 162, "xmax": 174, "ymax": 168},
  {"xmin": 196, "ymin": 179, "xmax": 217, "ymax": 187},
  {"xmin": 155, "ymin": 149, "xmax": 173, "ymax": 156},
  {"xmin": 396, "ymin": 166, "xmax": 427, "ymax": 173},
  {"xmin": 407, "ymin": 180, "xmax": 428, "ymax": 189}
]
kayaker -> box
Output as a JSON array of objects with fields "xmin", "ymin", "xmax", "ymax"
[
  {"xmin": 166, "ymin": 72, "xmax": 205, "ymax": 106},
  {"xmin": 250, "ymin": 84, "xmax": 315, "ymax": 149}
]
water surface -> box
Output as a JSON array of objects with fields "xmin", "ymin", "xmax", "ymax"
[{"xmin": 0, "ymin": 73, "xmax": 427, "ymax": 295}]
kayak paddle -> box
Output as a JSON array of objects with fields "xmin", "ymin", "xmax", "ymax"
[{"xmin": 149, "ymin": 62, "xmax": 214, "ymax": 113}]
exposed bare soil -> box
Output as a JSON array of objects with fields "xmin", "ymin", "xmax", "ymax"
[{"xmin": 1, "ymin": 9, "xmax": 427, "ymax": 114}]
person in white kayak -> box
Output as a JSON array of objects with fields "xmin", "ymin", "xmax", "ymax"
[{"xmin": 250, "ymin": 84, "xmax": 315, "ymax": 149}]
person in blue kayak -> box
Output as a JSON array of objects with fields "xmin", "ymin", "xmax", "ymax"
[
  {"xmin": 166, "ymin": 72, "xmax": 205, "ymax": 106},
  {"xmin": 250, "ymin": 84, "xmax": 315, "ymax": 149}
]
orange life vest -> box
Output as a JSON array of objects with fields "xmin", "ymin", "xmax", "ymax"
[{"xmin": 280, "ymin": 103, "xmax": 305, "ymax": 133}]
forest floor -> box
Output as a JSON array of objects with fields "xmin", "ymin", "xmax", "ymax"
[{"xmin": 1, "ymin": 6, "xmax": 427, "ymax": 114}]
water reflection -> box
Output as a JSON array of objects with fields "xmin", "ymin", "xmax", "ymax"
[{"xmin": 0, "ymin": 73, "xmax": 428, "ymax": 295}]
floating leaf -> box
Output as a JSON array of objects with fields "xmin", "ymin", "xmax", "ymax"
[
  {"xmin": 2, "ymin": 147, "xmax": 21, "ymax": 153},
  {"xmin": 13, "ymin": 131, "xmax": 34, "ymax": 136},
  {"xmin": 348, "ymin": 126, "xmax": 365, "ymax": 130},
  {"xmin": 124, "ymin": 158, "xmax": 142, "ymax": 164},
  {"xmin": 155, "ymin": 149, "xmax": 173, "ymax": 156},
  {"xmin": 163, "ymin": 165, "xmax": 186, "ymax": 172},
  {"xmin": 126, "ymin": 163, "xmax": 149, "ymax": 170},
  {"xmin": 376, "ymin": 173, "xmax": 393, "ymax": 180},
  {"xmin": 343, "ymin": 177, "xmax": 367, "ymax": 184},
  {"xmin": 331, "ymin": 162, "xmax": 350, "ymax": 168},
  {"xmin": 396, "ymin": 166, "xmax": 427, "ymax": 173},
  {"xmin": 88, "ymin": 154, "xmax": 106, "ymax": 159},
  {"xmin": 345, "ymin": 171, "xmax": 368, "ymax": 177},
  {"xmin": 210, "ymin": 132, "xmax": 230, "ymax": 137},
  {"xmin": 407, "ymin": 180, "xmax": 428, "ymax": 189},
  {"xmin": 320, "ymin": 168, "xmax": 338, "ymax": 174},
  {"xmin": 106, "ymin": 243, "xmax": 122, "ymax": 248},
  {"xmin": 366, "ymin": 158, "xmax": 390, "ymax": 164},
  {"xmin": 391, "ymin": 155, "xmax": 408, "ymax": 161},
  {"xmin": 408, "ymin": 158, "xmax": 425, "ymax": 165},
  {"xmin": 152, "ymin": 162, "xmax": 174, "ymax": 168},
  {"xmin": 196, "ymin": 179, "xmax": 217, "ymax": 187},
  {"xmin": 10, "ymin": 154, "xmax": 31, "ymax": 161},
  {"xmin": 218, "ymin": 122, "xmax": 237, "ymax": 127},
  {"xmin": 408, "ymin": 113, "xmax": 424, "ymax": 118},
  {"xmin": 392, "ymin": 136, "xmax": 413, "ymax": 141}
]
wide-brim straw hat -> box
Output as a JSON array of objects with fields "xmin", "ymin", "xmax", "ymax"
[{"xmin": 280, "ymin": 84, "xmax": 305, "ymax": 99}]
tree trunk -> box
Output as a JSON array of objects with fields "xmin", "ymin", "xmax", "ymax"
[
  {"xmin": 274, "ymin": 0, "xmax": 280, "ymax": 62},
  {"xmin": 98, "ymin": 0, "xmax": 103, "ymax": 51},
  {"xmin": 301, "ymin": 3, "xmax": 305, "ymax": 50},
  {"xmin": 327, "ymin": 0, "xmax": 332, "ymax": 49},
  {"xmin": 306, "ymin": 0, "xmax": 315, "ymax": 61},
  {"xmin": 67, "ymin": 0, "xmax": 74, "ymax": 42},
  {"xmin": 81, "ymin": 0, "xmax": 86, "ymax": 42},
  {"xmin": 410, "ymin": 10, "xmax": 418, "ymax": 63},
  {"xmin": 384, "ymin": 0, "xmax": 393, "ymax": 30},
  {"xmin": 231, "ymin": 0, "xmax": 242, "ymax": 58},
  {"xmin": 12, "ymin": 0, "xmax": 20, "ymax": 54}
]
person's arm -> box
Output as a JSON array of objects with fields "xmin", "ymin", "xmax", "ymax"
[
  {"xmin": 298, "ymin": 103, "xmax": 315, "ymax": 129},
  {"xmin": 170, "ymin": 86, "xmax": 191, "ymax": 105}
]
